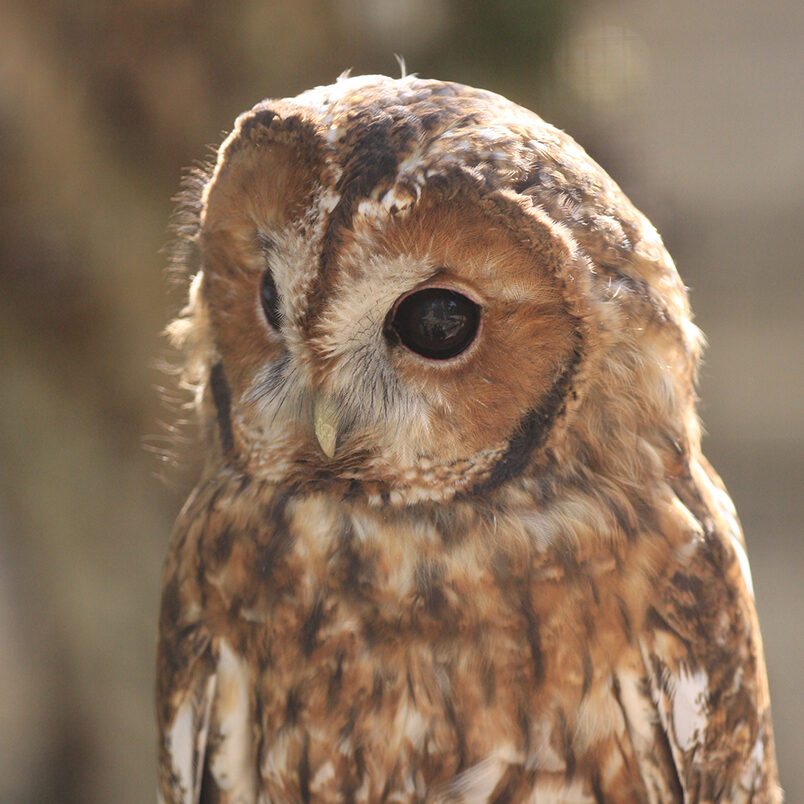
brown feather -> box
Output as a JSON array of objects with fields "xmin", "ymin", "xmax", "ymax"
[{"xmin": 158, "ymin": 75, "xmax": 780, "ymax": 803}]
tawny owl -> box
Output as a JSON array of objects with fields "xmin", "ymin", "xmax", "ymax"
[{"xmin": 157, "ymin": 75, "xmax": 780, "ymax": 803}]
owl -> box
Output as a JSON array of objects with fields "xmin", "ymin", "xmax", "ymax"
[{"xmin": 157, "ymin": 75, "xmax": 781, "ymax": 803}]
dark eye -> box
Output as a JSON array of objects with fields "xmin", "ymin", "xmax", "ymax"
[
  {"xmin": 385, "ymin": 288, "xmax": 481, "ymax": 360},
  {"xmin": 260, "ymin": 270, "xmax": 281, "ymax": 329}
]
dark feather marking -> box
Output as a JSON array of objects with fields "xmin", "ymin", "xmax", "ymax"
[
  {"xmin": 617, "ymin": 596, "xmax": 634, "ymax": 645},
  {"xmin": 236, "ymin": 107, "xmax": 278, "ymax": 141},
  {"xmin": 520, "ymin": 590, "xmax": 544, "ymax": 684},
  {"xmin": 298, "ymin": 732, "xmax": 311, "ymax": 804},
  {"xmin": 340, "ymin": 703, "xmax": 359, "ymax": 741},
  {"xmin": 306, "ymin": 108, "xmax": 418, "ymax": 333},
  {"xmin": 512, "ymin": 165, "xmax": 544, "ymax": 195},
  {"xmin": 590, "ymin": 768, "xmax": 605, "ymax": 804},
  {"xmin": 336, "ymin": 112, "xmax": 407, "ymax": 203},
  {"xmin": 327, "ymin": 650, "xmax": 345, "ymax": 708},
  {"xmin": 285, "ymin": 684, "xmax": 303, "ymax": 726},
  {"xmin": 256, "ymin": 490, "xmax": 296, "ymax": 578},
  {"xmin": 344, "ymin": 478, "xmax": 362, "ymax": 500},
  {"xmin": 671, "ymin": 569, "xmax": 704, "ymax": 598},
  {"xmin": 360, "ymin": 607, "xmax": 384, "ymax": 648},
  {"xmin": 442, "ymin": 692, "xmax": 467, "ymax": 771},
  {"xmin": 525, "ymin": 611, "xmax": 544, "ymax": 684},
  {"xmin": 204, "ymin": 483, "xmax": 225, "ymax": 515},
  {"xmin": 614, "ymin": 732, "xmax": 634, "ymax": 774},
  {"xmin": 331, "ymin": 519, "xmax": 376, "ymax": 599},
  {"xmin": 588, "ymin": 576, "xmax": 601, "ymax": 605},
  {"xmin": 157, "ymin": 624, "xmax": 210, "ymax": 726},
  {"xmin": 609, "ymin": 496, "xmax": 637, "ymax": 543},
  {"xmin": 611, "ymin": 673, "xmax": 684, "ymax": 801},
  {"xmin": 228, "ymin": 593, "xmax": 243, "ymax": 620},
  {"xmin": 406, "ymin": 670, "xmax": 417, "ymax": 706},
  {"xmin": 490, "ymin": 551, "xmax": 544, "ymax": 684},
  {"xmin": 209, "ymin": 362, "xmax": 235, "ymax": 455},
  {"xmin": 379, "ymin": 765, "xmax": 399, "ymax": 803},
  {"xmin": 517, "ymin": 706, "xmax": 531, "ymax": 755},
  {"xmin": 160, "ymin": 574, "xmax": 182, "ymax": 631},
  {"xmin": 414, "ymin": 559, "xmax": 447, "ymax": 617},
  {"xmin": 469, "ymin": 342, "xmax": 582, "ymax": 495},
  {"xmin": 354, "ymin": 746, "xmax": 367, "ymax": 783},
  {"xmin": 199, "ymin": 756, "xmax": 220, "ymax": 804},
  {"xmin": 156, "ymin": 575, "xmax": 188, "ymax": 720},
  {"xmin": 255, "ymin": 527, "xmax": 294, "ymax": 580},
  {"xmin": 195, "ymin": 545, "xmax": 209, "ymax": 607},
  {"xmin": 582, "ymin": 649, "xmax": 594, "ymax": 698},
  {"xmin": 301, "ymin": 594, "xmax": 326, "ymax": 656},
  {"xmin": 212, "ymin": 525, "xmax": 234, "ymax": 564},
  {"xmin": 371, "ymin": 668, "xmax": 384, "ymax": 709},
  {"xmin": 645, "ymin": 606, "xmax": 695, "ymax": 663},
  {"xmin": 481, "ymin": 659, "xmax": 496, "ymax": 705},
  {"xmin": 489, "ymin": 765, "xmax": 523, "ymax": 804},
  {"xmin": 582, "ymin": 607, "xmax": 597, "ymax": 642},
  {"xmin": 558, "ymin": 708, "xmax": 576, "ymax": 780},
  {"xmin": 342, "ymin": 786, "xmax": 357, "ymax": 804},
  {"xmin": 429, "ymin": 506, "xmax": 467, "ymax": 549}
]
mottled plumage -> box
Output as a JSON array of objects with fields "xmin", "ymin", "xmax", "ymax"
[{"xmin": 157, "ymin": 75, "xmax": 780, "ymax": 803}]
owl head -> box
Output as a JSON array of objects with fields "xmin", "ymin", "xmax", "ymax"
[{"xmin": 170, "ymin": 74, "xmax": 702, "ymax": 506}]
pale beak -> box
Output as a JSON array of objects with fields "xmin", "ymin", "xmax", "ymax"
[{"xmin": 313, "ymin": 395, "xmax": 339, "ymax": 458}]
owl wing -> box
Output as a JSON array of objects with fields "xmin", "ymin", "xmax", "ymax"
[
  {"xmin": 157, "ymin": 631, "xmax": 258, "ymax": 804},
  {"xmin": 625, "ymin": 465, "xmax": 779, "ymax": 803},
  {"xmin": 157, "ymin": 496, "xmax": 259, "ymax": 804},
  {"xmin": 157, "ymin": 626, "xmax": 217, "ymax": 804}
]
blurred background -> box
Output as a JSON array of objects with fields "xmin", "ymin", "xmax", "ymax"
[{"xmin": 0, "ymin": 1, "xmax": 801, "ymax": 801}]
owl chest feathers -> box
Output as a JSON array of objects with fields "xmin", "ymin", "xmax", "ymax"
[{"xmin": 161, "ymin": 473, "xmax": 680, "ymax": 802}]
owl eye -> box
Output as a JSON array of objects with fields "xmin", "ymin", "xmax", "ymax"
[
  {"xmin": 386, "ymin": 288, "xmax": 481, "ymax": 360},
  {"xmin": 260, "ymin": 270, "xmax": 281, "ymax": 330}
]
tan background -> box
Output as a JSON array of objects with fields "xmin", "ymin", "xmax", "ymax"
[{"xmin": 0, "ymin": 1, "xmax": 801, "ymax": 801}]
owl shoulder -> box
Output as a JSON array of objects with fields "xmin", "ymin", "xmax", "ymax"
[{"xmin": 635, "ymin": 458, "xmax": 780, "ymax": 801}]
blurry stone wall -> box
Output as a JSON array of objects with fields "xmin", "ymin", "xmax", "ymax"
[{"xmin": 0, "ymin": 1, "xmax": 800, "ymax": 801}]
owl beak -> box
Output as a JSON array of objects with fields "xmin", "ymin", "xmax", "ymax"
[{"xmin": 313, "ymin": 395, "xmax": 339, "ymax": 458}]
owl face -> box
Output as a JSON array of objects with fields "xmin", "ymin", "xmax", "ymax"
[{"xmin": 175, "ymin": 74, "xmax": 699, "ymax": 504}]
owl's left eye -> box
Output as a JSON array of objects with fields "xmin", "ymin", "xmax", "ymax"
[
  {"xmin": 260, "ymin": 270, "xmax": 281, "ymax": 330},
  {"xmin": 385, "ymin": 287, "xmax": 481, "ymax": 360}
]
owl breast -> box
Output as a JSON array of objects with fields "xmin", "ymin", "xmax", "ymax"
[{"xmin": 165, "ymin": 474, "xmax": 674, "ymax": 803}]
